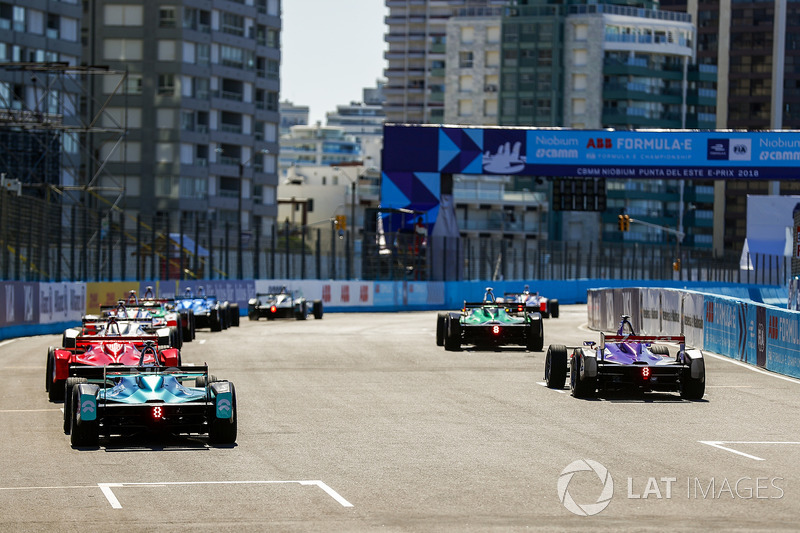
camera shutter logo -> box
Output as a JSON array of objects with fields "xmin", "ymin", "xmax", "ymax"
[{"xmin": 558, "ymin": 459, "xmax": 614, "ymax": 516}]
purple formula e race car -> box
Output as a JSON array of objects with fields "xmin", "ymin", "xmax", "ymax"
[{"xmin": 544, "ymin": 315, "xmax": 705, "ymax": 399}]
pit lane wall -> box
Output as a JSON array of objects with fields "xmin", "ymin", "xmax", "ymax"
[{"xmin": 587, "ymin": 287, "xmax": 800, "ymax": 380}]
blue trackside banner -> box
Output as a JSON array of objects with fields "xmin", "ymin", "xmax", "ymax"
[
  {"xmin": 383, "ymin": 124, "xmax": 800, "ymax": 179},
  {"xmin": 764, "ymin": 307, "xmax": 800, "ymax": 379},
  {"xmin": 703, "ymin": 295, "xmax": 755, "ymax": 365}
]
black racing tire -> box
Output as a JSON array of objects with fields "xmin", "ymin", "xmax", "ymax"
[
  {"xmin": 313, "ymin": 300, "xmax": 324, "ymax": 320},
  {"xmin": 48, "ymin": 356, "xmax": 65, "ymax": 403},
  {"xmin": 181, "ymin": 311, "xmax": 193, "ymax": 343},
  {"xmin": 549, "ymin": 299, "xmax": 560, "ymax": 318},
  {"xmin": 570, "ymin": 349, "xmax": 596, "ymax": 398},
  {"xmin": 210, "ymin": 309, "xmax": 222, "ymax": 332},
  {"xmin": 295, "ymin": 302, "xmax": 308, "ymax": 321},
  {"xmin": 46, "ymin": 347, "xmax": 55, "ymax": 392},
  {"xmin": 230, "ymin": 304, "xmax": 240, "ymax": 327},
  {"xmin": 190, "ymin": 311, "xmax": 196, "ymax": 340},
  {"xmin": 220, "ymin": 304, "xmax": 229, "ymax": 330},
  {"xmin": 70, "ymin": 384, "xmax": 99, "ymax": 447},
  {"xmin": 64, "ymin": 377, "xmax": 88, "ymax": 434},
  {"xmin": 526, "ymin": 314, "xmax": 544, "ymax": 352},
  {"xmin": 436, "ymin": 312, "xmax": 447, "ymax": 347},
  {"xmin": 545, "ymin": 344, "xmax": 568, "ymax": 389},
  {"xmin": 444, "ymin": 314, "xmax": 461, "ymax": 351},
  {"xmin": 208, "ymin": 382, "xmax": 237, "ymax": 445},
  {"xmin": 650, "ymin": 345, "xmax": 670, "ymax": 356},
  {"xmin": 680, "ymin": 362, "xmax": 705, "ymax": 400},
  {"xmin": 195, "ymin": 374, "xmax": 218, "ymax": 388},
  {"xmin": 171, "ymin": 326, "xmax": 182, "ymax": 350}
]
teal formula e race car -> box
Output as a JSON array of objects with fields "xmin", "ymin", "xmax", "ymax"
[
  {"xmin": 437, "ymin": 288, "xmax": 544, "ymax": 352},
  {"xmin": 65, "ymin": 343, "xmax": 237, "ymax": 447}
]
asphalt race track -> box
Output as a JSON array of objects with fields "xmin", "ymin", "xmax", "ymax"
[{"xmin": 1, "ymin": 305, "xmax": 799, "ymax": 531}]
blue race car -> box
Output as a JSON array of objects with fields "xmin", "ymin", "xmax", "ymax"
[
  {"xmin": 65, "ymin": 343, "xmax": 237, "ymax": 446},
  {"xmin": 544, "ymin": 315, "xmax": 705, "ymax": 399},
  {"xmin": 175, "ymin": 286, "xmax": 239, "ymax": 331}
]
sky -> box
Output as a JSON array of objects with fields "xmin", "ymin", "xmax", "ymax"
[{"xmin": 281, "ymin": 1, "xmax": 389, "ymax": 126}]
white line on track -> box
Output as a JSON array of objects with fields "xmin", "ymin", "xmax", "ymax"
[
  {"xmin": 0, "ymin": 480, "xmax": 354, "ymax": 509},
  {"xmin": 536, "ymin": 382, "xmax": 567, "ymax": 394},
  {"xmin": 699, "ymin": 441, "xmax": 800, "ymax": 461},
  {"xmin": 0, "ymin": 339, "xmax": 18, "ymax": 348},
  {"xmin": 199, "ymin": 339, "xmax": 206, "ymax": 344},
  {"xmin": 0, "ymin": 409, "xmax": 62, "ymax": 413},
  {"xmin": 96, "ymin": 480, "xmax": 354, "ymax": 509}
]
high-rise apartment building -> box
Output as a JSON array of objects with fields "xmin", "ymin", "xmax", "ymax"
[
  {"xmin": 660, "ymin": 0, "xmax": 800, "ymax": 255},
  {"xmin": 83, "ymin": 0, "xmax": 282, "ymax": 238},
  {"xmin": 0, "ymin": 1, "xmax": 83, "ymax": 193},
  {"xmin": 384, "ymin": 0, "xmax": 508, "ymax": 124}
]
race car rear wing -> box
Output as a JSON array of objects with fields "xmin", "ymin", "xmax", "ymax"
[
  {"xmin": 601, "ymin": 333, "xmax": 686, "ymax": 351},
  {"xmin": 69, "ymin": 363, "xmax": 210, "ymax": 383}
]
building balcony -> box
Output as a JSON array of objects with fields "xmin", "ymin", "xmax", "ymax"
[{"xmin": 603, "ymin": 83, "xmax": 683, "ymax": 104}]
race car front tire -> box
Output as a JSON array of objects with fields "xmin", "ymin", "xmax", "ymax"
[
  {"xmin": 313, "ymin": 300, "xmax": 324, "ymax": 319},
  {"xmin": 545, "ymin": 345, "xmax": 568, "ymax": 389},
  {"xmin": 48, "ymin": 356, "xmax": 64, "ymax": 403},
  {"xmin": 650, "ymin": 345, "xmax": 670, "ymax": 356}
]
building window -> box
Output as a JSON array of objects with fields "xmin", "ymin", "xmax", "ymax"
[
  {"xmin": 12, "ymin": 5, "xmax": 24, "ymax": 31},
  {"xmin": 46, "ymin": 14, "xmax": 59, "ymax": 38},
  {"xmin": 196, "ymin": 43, "xmax": 210, "ymax": 66},
  {"xmin": 458, "ymin": 99, "xmax": 473, "ymax": 116},
  {"xmin": 159, "ymin": 7, "xmax": 177, "ymax": 28},
  {"xmin": 158, "ymin": 40, "xmax": 176, "ymax": 61},
  {"xmin": 460, "ymin": 26, "xmax": 474, "ymax": 44},
  {"xmin": 459, "ymin": 51, "xmax": 474, "ymax": 68},
  {"xmin": 221, "ymin": 12, "xmax": 244, "ymax": 36},
  {"xmin": 158, "ymin": 74, "xmax": 175, "ymax": 95},
  {"xmin": 104, "ymin": 39, "xmax": 143, "ymax": 61},
  {"xmin": 103, "ymin": 5, "xmax": 143, "ymax": 26},
  {"xmin": 220, "ymin": 45, "xmax": 244, "ymax": 68}
]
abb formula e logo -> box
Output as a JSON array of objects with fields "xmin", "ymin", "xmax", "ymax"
[{"xmin": 586, "ymin": 138, "xmax": 612, "ymax": 149}]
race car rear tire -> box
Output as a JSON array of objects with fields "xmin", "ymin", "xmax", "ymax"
[
  {"xmin": 170, "ymin": 326, "xmax": 182, "ymax": 350},
  {"xmin": 70, "ymin": 384, "xmax": 99, "ymax": 447},
  {"xmin": 570, "ymin": 350, "xmax": 596, "ymax": 398},
  {"xmin": 680, "ymin": 362, "xmax": 705, "ymax": 400},
  {"xmin": 650, "ymin": 345, "xmax": 670, "ymax": 356},
  {"xmin": 220, "ymin": 304, "xmax": 229, "ymax": 330},
  {"xmin": 210, "ymin": 310, "xmax": 222, "ymax": 332},
  {"xmin": 48, "ymin": 358, "xmax": 65, "ymax": 403},
  {"xmin": 181, "ymin": 311, "xmax": 193, "ymax": 343},
  {"xmin": 545, "ymin": 345, "xmax": 568, "ymax": 389},
  {"xmin": 313, "ymin": 300, "xmax": 324, "ymax": 319},
  {"xmin": 229, "ymin": 304, "xmax": 240, "ymax": 327},
  {"xmin": 295, "ymin": 302, "xmax": 308, "ymax": 320},
  {"xmin": 45, "ymin": 347, "xmax": 55, "ymax": 392},
  {"xmin": 444, "ymin": 315, "xmax": 461, "ymax": 351},
  {"xmin": 64, "ymin": 377, "xmax": 88, "ymax": 434},
  {"xmin": 208, "ymin": 382, "xmax": 237, "ymax": 445},
  {"xmin": 436, "ymin": 312, "xmax": 447, "ymax": 347},
  {"xmin": 549, "ymin": 300, "xmax": 560, "ymax": 319},
  {"xmin": 526, "ymin": 315, "xmax": 544, "ymax": 352}
]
